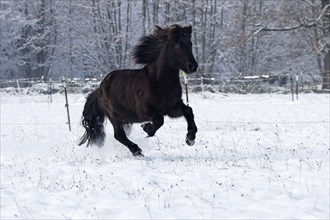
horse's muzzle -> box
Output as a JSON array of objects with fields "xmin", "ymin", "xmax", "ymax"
[{"xmin": 187, "ymin": 62, "xmax": 198, "ymax": 73}]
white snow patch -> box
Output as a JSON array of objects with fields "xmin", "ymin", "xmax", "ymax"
[{"xmin": 1, "ymin": 92, "xmax": 329, "ymax": 219}]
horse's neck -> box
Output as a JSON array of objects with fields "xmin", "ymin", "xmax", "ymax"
[
  {"xmin": 147, "ymin": 62, "xmax": 180, "ymax": 86},
  {"xmin": 147, "ymin": 45, "xmax": 180, "ymax": 86}
]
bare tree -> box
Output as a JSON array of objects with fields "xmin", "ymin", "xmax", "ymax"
[
  {"xmin": 1, "ymin": 0, "xmax": 328, "ymax": 85},
  {"xmin": 11, "ymin": 0, "xmax": 57, "ymax": 78},
  {"xmin": 251, "ymin": 0, "xmax": 330, "ymax": 88}
]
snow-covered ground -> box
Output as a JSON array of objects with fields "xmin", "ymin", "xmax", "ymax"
[{"xmin": 1, "ymin": 92, "xmax": 329, "ymax": 219}]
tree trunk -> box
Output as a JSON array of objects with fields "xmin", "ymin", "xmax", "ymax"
[
  {"xmin": 321, "ymin": 0, "xmax": 330, "ymax": 89},
  {"xmin": 322, "ymin": 52, "xmax": 330, "ymax": 89},
  {"xmin": 192, "ymin": 0, "xmax": 199, "ymax": 64},
  {"xmin": 239, "ymin": 0, "xmax": 248, "ymax": 75}
]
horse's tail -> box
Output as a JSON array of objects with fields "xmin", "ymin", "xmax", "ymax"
[{"xmin": 79, "ymin": 88, "xmax": 106, "ymax": 147}]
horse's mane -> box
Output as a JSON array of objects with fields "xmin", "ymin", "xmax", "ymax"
[{"xmin": 131, "ymin": 26, "xmax": 169, "ymax": 65}]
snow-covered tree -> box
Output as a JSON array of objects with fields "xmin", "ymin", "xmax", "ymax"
[{"xmin": 0, "ymin": 0, "xmax": 328, "ymax": 88}]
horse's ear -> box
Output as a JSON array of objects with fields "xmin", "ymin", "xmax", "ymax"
[
  {"xmin": 154, "ymin": 25, "xmax": 162, "ymax": 35},
  {"xmin": 184, "ymin": 25, "xmax": 192, "ymax": 32},
  {"xmin": 183, "ymin": 25, "xmax": 192, "ymax": 39},
  {"xmin": 170, "ymin": 24, "xmax": 182, "ymax": 42},
  {"xmin": 154, "ymin": 25, "xmax": 169, "ymax": 39}
]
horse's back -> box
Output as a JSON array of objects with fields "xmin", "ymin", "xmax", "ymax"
[
  {"xmin": 99, "ymin": 69, "xmax": 151, "ymax": 122},
  {"xmin": 100, "ymin": 69, "xmax": 146, "ymax": 96}
]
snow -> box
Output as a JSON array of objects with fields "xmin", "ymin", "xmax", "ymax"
[{"xmin": 1, "ymin": 92, "xmax": 329, "ymax": 219}]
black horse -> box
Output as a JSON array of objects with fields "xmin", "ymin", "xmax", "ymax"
[{"xmin": 79, "ymin": 24, "xmax": 198, "ymax": 157}]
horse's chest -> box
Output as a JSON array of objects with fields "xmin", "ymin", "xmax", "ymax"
[{"xmin": 153, "ymin": 87, "xmax": 182, "ymax": 112}]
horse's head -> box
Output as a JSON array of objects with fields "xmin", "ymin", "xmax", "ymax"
[{"xmin": 155, "ymin": 24, "xmax": 198, "ymax": 74}]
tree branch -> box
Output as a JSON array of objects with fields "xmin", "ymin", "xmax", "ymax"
[{"xmin": 251, "ymin": 3, "xmax": 330, "ymax": 37}]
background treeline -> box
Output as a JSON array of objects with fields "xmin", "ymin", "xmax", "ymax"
[{"xmin": 1, "ymin": 0, "xmax": 329, "ymax": 88}]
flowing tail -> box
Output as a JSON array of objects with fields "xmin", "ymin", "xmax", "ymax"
[{"xmin": 79, "ymin": 88, "xmax": 106, "ymax": 147}]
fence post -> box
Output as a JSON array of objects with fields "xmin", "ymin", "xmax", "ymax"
[
  {"xmin": 63, "ymin": 77, "xmax": 71, "ymax": 131},
  {"xmin": 290, "ymin": 74, "xmax": 294, "ymax": 102},
  {"xmin": 48, "ymin": 77, "xmax": 52, "ymax": 103},
  {"xmin": 201, "ymin": 76, "xmax": 204, "ymax": 92},
  {"xmin": 182, "ymin": 71, "xmax": 189, "ymax": 106},
  {"xmin": 296, "ymin": 74, "xmax": 299, "ymax": 100},
  {"xmin": 16, "ymin": 79, "xmax": 21, "ymax": 92}
]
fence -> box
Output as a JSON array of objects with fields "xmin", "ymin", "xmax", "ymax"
[
  {"xmin": 184, "ymin": 74, "xmax": 328, "ymax": 96},
  {"xmin": 0, "ymin": 73, "xmax": 328, "ymax": 95},
  {"xmin": 0, "ymin": 74, "xmax": 329, "ymax": 132}
]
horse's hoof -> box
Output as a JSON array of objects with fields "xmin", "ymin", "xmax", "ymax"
[
  {"xmin": 141, "ymin": 123, "xmax": 155, "ymax": 137},
  {"xmin": 133, "ymin": 150, "xmax": 144, "ymax": 157},
  {"xmin": 186, "ymin": 137, "xmax": 195, "ymax": 146}
]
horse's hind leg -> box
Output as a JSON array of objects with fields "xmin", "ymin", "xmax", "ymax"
[
  {"xmin": 182, "ymin": 104, "xmax": 198, "ymax": 146},
  {"xmin": 142, "ymin": 114, "xmax": 164, "ymax": 137},
  {"xmin": 109, "ymin": 117, "xmax": 143, "ymax": 157}
]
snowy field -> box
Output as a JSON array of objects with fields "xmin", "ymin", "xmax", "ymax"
[{"xmin": 1, "ymin": 92, "xmax": 329, "ymax": 219}]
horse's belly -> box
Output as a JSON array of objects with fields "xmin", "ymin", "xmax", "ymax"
[{"xmin": 159, "ymin": 99, "xmax": 183, "ymax": 118}]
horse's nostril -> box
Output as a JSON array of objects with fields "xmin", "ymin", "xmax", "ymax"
[
  {"xmin": 190, "ymin": 65, "xmax": 197, "ymax": 73},
  {"xmin": 188, "ymin": 64, "xmax": 197, "ymax": 72}
]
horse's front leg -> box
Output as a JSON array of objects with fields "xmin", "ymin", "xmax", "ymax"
[
  {"xmin": 182, "ymin": 104, "xmax": 198, "ymax": 146},
  {"xmin": 142, "ymin": 114, "xmax": 164, "ymax": 137}
]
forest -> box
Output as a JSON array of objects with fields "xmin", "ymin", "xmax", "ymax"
[{"xmin": 1, "ymin": 0, "xmax": 329, "ymax": 89}]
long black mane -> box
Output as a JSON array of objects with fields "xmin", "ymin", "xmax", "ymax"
[{"xmin": 131, "ymin": 26, "xmax": 168, "ymax": 65}]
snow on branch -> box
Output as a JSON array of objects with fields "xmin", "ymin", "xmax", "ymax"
[{"xmin": 250, "ymin": 3, "xmax": 330, "ymax": 40}]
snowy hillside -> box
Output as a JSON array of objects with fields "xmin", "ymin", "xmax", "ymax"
[{"xmin": 1, "ymin": 92, "xmax": 329, "ymax": 219}]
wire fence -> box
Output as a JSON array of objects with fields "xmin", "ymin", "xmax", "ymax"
[
  {"xmin": 0, "ymin": 73, "xmax": 329, "ymax": 95},
  {"xmin": 1, "ymin": 120, "xmax": 328, "ymax": 137},
  {"xmin": 1, "ymin": 74, "xmax": 329, "ymax": 131}
]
